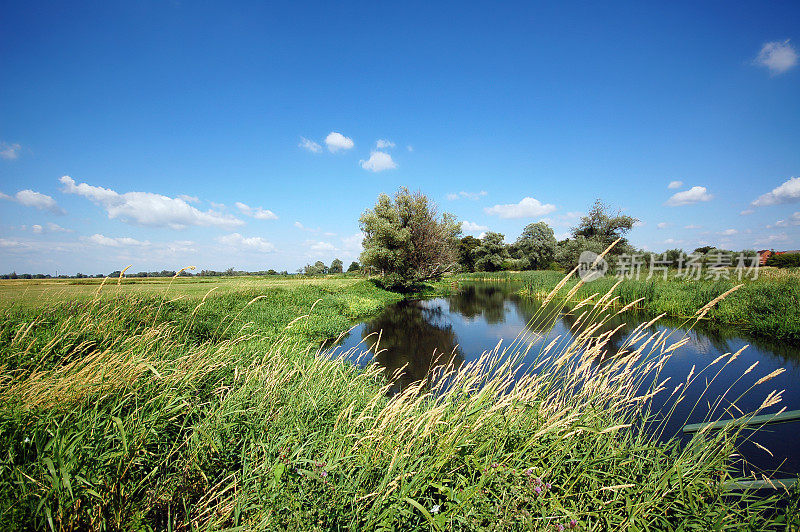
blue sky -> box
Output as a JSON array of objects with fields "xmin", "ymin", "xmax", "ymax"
[{"xmin": 1, "ymin": 1, "xmax": 799, "ymax": 274}]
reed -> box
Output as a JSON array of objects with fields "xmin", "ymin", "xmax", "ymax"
[{"xmin": 0, "ymin": 275, "xmax": 797, "ymax": 530}]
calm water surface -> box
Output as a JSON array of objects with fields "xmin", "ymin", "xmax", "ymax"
[{"xmin": 335, "ymin": 282, "xmax": 800, "ymax": 476}]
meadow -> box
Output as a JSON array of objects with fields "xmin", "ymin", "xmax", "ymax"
[{"xmin": 0, "ymin": 273, "xmax": 798, "ymax": 530}]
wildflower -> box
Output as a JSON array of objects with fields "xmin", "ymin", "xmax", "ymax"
[
  {"xmin": 23, "ymin": 437, "xmax": 30, "ymax": 444},
  {"xmin": 431, "ymin": 504, "xmax": 441, "ymax": 514},
  {"xmin": 556, "ymin": 525, "xmax": 564, "ymax": 532},
  {"xmin": 534, "ymin": 486, "xmax": 542, "ymax": 494},
  {"xmin": 321, "ymin": 471, "xmax": 328, "ymax": 477},
  {"xmin": 569, "ymin": 519, "xmax": 577, "ymax": 529},
  {"xmin": 545, "ymin": 482, "xmax": 552, "ymax": 490}
]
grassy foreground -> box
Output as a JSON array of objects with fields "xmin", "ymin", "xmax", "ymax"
[
  {"xmin": 458, "ymin": 269, "xmax": 800, "ymax": 343},
  {"xmin": 0, "ymin": 275, "xmax": 797, "ymax": 530}
]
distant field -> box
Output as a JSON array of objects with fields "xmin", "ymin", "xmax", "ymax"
[{"xmin": 0, "ymin": 275, "xmax": 365, "ymax": 307}]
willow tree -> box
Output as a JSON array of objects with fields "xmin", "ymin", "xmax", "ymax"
[{"xmin": 359, "ymin": 188, "xmax": 461, "ymax": 289}]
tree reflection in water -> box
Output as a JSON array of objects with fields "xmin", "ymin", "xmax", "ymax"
[{"xmin": 360, "ymin": 300, "xmax": 464, "ymax": 395}]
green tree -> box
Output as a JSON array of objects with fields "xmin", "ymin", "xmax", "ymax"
[
  {"xmin": 514, "ymin": 221, "xmax": 557, "ymax": 270},
  {"xmin": 329, "ymin": 258, "xmax": 343, "ymax": 274},
  {"xmin": 303, "ymin": 261, "xmax": 327, "ymax": 275},
  {"xmin": 359, "ymin": 188, "xmax": 461, "ymax": 289},
  {"xmin": 572, "ymin": 199, "xmax": 638, "ymax": 247},
  {"xmin": 347, "ymin": 261, "xmax": 361, "ymax": 272},
  {"xmin": 474, "ymin": 232, "xmax": 509, "ymax": 272},
  {"xmin": 556, "ymin": 199, "xmax": 639, "ymax": 270},
  {"xmin": 457, "ymin": 235, "xmax": 481, "ymax": 272}
]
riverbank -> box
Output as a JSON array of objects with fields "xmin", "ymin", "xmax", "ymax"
[
  {"xmin": 455, "ymin": 269, "xmax": 800, "ymax": 343},
  {"xmin": 0, "ymin": 276, "xmax": 796, "ymax": 529}
]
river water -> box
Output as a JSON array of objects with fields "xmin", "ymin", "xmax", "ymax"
[{"xmin": 334, "ymin": 282, "xmax": 800, "ymax": 477}]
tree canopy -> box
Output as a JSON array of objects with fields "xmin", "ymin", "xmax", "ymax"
[
  {"xmin": 514, "ymin": 222, "xmax": 557, "ymax": 270},
  {"xmin": 359, "ymin": 188, "xmax": 461, "ymax": 289}
]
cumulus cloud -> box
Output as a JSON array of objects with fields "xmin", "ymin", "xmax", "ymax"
[
  {"xmin": 178, "ymin": 194, "xmax": 200, "ymax": 204},
  {"xmin": 752, "ymin": 176, "xmax": 800, "ymax": 206},
  {"xmin": 310, "ymin": 241, "xmax": 336, "ymax": 252},
  {"xmin": 376, "ymin": 139, "xmax": 395, "ymax": 149},
  {"xmin": 754, "ymin": 233, "xmax": 789, "ymax": 246},
  {"xmin": 461, "ymin": 221, "xmax": 489, "ymax": 232},
  {"xmin": 447, "ymin": 190, "xmax": 488, "ymax": 201},
  {"xmin": 684, "ymin": 224, "xmax": 702, "ymax": 229},
  {"xmin": 667, "ymin": 180, "xmax": 683, "ymax": 189},
  {"xmin": 754, "ymin": 40, "xmax": 798, "ymax": 75},
  {"xmin": 360, "ymin": 151, "xmax": 397, "ymax": 172},
  {"xmin": 0, "ymin": 189, "xmax": 64, "ymax": 214},
  {"xmin": 28, "ymin": 222, "xmax": 71, "ymax": 234},
  {"xmin": 665, "ymin": 186, "xmax": 713, "ymax": 206},
  {"xmin": 325, "ymin": 132, "xmax": 354, "ymax": 152},
  {"xmin": 341, "ymin": 232, "xmax": 364, "ymax": 253},
  {"xmin": 60, "ymin": 176, "xmax": 244, "ymax": 229},
  {"xmin": 88, "ymin": 234, "xmax": 150, "ymax": 247},
  {"xmin": 0, "ymin": 142, "xmax": 21, "ymax": 160},
  {"xmin": 484, "ymin": 197, "xmax": 556, "ymax": 219},
  {"xmin": 299, "ymin": 137, "xmax": 322, "ymax": 153},
  {"xmin": 216, "ymin": 233, "xmax": 275, "ymax": 252},
  {"xmin": 235, "ymin": 202, "xmax": 278, "ymax": 220},
  {"xmin": 740, "ymin": 209, "xmax": 755, "ymax": 216},
  {"xmin": 656, "ymin": 222, "xmax": 669, "ymax": 229},
  {"xmin": 719, "ymin": 229, "xmax": 738, "ymax": 236}
]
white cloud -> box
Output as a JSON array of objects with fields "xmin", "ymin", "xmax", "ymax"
[
  {"xmin": 216, "ymin": 233, "xmax": 275, "ymax": 253},
  {"xmin": 407, "ymin": 145, "xmax": 414, "ymax": 152},
  {"xmin": 88, "ymin": 234, "xmax": 150, "ymax": 247},
  {"xmin": 754, "ymin": 40, "xmax": 798, "ymax": 75},
  {"xmin": 235, "ymin": 201, "xmax": 278, "ymax": 220},
  {"xmin": 360, "ymin": 151, "xmax": 397, "ymax": 172},
  {"xmin": 668, "ymin": 180, "xmax": 683, "ymax": 189},
  {"xmin": 773, "ymin": 213, "xmax": 800, "ymax": 227},
  {"xmin": 178, "ymin": 194, "xmax": 200, "ymax": 204},
  {"xmin": 719, "ymin": 229, "xmax": 738, "ymax": 236},
  {"xmin": 485, "ymin": 197, "xmax": 556, "ymax": 219},
  {"xmin": 325, "ymin": 132, "xmax": 354, "ymax": 152},
  {"xmin": 60, "ymin": 176, "xmax": 244, "ymax": 229},
  {"xmin": 294, "ymin": 221, "xmax": 306, "ymax": 230},
  {"xmin": 754, "ymin": 233, "xmax": 789, "ymax": 246},
  {"xmin": 341, "ymin": 232, "xmax": 364, "ymax": 253},
  {"xmin": 28, "ymin": 222, "xmax": 71, "ymax": 234},
  {"xmin": 656, "ymin": 222, "xmax": 669, "ymax": 229},
  {"xmin": 299, "ymin": 137, "xmax": 322, "ymax": 153},
  {"xmin": 633, "ymin": 220, "xmax": 646, "ymax": 228},
  {"xmin": 461, "ymin": 221, "xmax": 489, "ymax": 232},
  {"xmin": 684, "ymin": 224, "xmax": 702, "ymax": 229},
  {"xmin": 447, "ymin": 190, "xmax": 488, "ymax": 201},
  {"xmin": 752, "ymin": 176, "xmax": 800, "ymax": 206},
  {"xmin": 0, "ymin": 142, "xmax": 21, "ymax": 160},
  {"xmin": 740, "ymin": 209, "xmax": 755, "ymax": 216},
  {"xmin": 310, "ymin": 241, "xmax": 336, "ymax": 252},
  {"xmin": 664, "ymin": 238, "xmax": 684, "ymax": 245},
  {"xmin": 0, "ymin": 189, "xmax": 64, "ymax": 214},
  {"xmin": 376, "ymin": 139, "xmax": 395, "ymax": 149},
  {"xmin": 665, "ymin": 186, "xmax": 713, "ymax": 206}
]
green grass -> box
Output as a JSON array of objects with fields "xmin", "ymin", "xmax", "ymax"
[
  {"xmin": 456, "ymin": 268, "xmax": 800, "ymax": 342},
  {"xmin": 0, "ymin": 275, "xmax": 798, "ymax": 530}
]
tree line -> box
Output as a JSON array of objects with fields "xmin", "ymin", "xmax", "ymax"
[{"xmin": 358, "ymin": 189, "xmax": 765, "ymax": 290}]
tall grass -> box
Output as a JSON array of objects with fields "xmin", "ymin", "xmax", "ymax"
[
  {"xmin": 0, "ymin": 274, "xmax": 797, "ymax": 529},
  {"xmin": 477, "ymin": 269, "xmax": 800, "ymax": 342}
]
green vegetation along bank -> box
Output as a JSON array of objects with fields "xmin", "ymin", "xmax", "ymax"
[
  {"xmin": 456, "ymin": 268, "xmax": 800, "ymax": 343},
  {"xmin": 0, "ymin": 276, "xmax": 797, "ymax": 530}
]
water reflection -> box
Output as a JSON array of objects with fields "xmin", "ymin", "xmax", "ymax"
[
  {"xmin": 335, "ymin": 281, "xmax": 800, "ymax": 474},
  {"xmin": 358, "ymin": 300, "xmax": 464, "ymax": 395}
]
